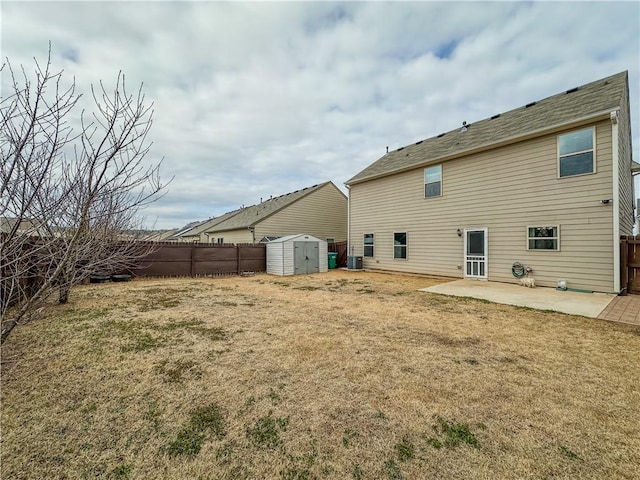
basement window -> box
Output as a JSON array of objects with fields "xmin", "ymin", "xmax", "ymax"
[
  {"xmin": 364, "ymin": 233, "xmax": 374, "ymax": 257},
  {"xmin": 558, "ymin": 127, "xmax": 595, "ymax": 177},
  {"xmin": 527, "ymin": 226, "xmax": 559, "ymax": 251}
]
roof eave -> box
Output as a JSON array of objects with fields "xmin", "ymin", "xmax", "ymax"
[
  {"xmin": 204, "ymin": 182, "xmax": 332, "ymax": 233},
  {"xmin": 346, "ymin": 108, "xmax": 616, "ymax": 186}
]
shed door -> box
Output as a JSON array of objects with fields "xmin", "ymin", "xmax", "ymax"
[{"xmin": 294, "ymin": 241, "xmax": 320, "ymax": 274}]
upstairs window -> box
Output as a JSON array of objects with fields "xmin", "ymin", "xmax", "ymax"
[
  {"xmin": 558, "ymin": 128, "xmax": 595, "ymax": 177},
  {"xmin": 527, "ymin": 226, "xmax": 559, "ymax": 251},
  {"xmin": 364, "ymin": 233, "xmax": 374, "ymax": 257},
  {"xmin": 424, "ymin": 165, "xmax": 442, "ymax": 198},
  {"xmin": 394, "ymin": 232, "xmax": 407, "ymax": 259}
]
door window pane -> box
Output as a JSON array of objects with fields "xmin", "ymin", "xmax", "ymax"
[{"xmin": 467, "ymin": 231, "xmax": 484, "ymax": 255}]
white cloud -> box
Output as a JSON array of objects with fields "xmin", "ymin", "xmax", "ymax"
[{"xmin": 2, "ymin": 1, "xmax": 639, "ymax": 229}]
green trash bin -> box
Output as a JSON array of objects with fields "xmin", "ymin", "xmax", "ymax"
[{"xmin": 328, "ymin": 252, "xmax": 338, "ymax": 269}]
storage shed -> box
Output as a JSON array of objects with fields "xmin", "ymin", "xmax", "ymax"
[{"xmin": 266, "ymin": 234, "xmax": 328, "ymax": 276}]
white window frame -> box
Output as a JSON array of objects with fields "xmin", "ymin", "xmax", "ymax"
[
  {"xmin": 526, "ymin": 225, "xmax": 560, "ymax": 251},
  {"xmin": 363, "ymin": 233, "xmax": 374, "ymax": 257},
  {"xmin": 393, "ymin": 231, "xmax": 407, "ymax": 260},
  {"xmin": 557, "ymin": 127, "xmax": 596, "ymax": 178},
  {"xmin": 424, "ymin": 164, "xmax": 442, "ymax": 198}
]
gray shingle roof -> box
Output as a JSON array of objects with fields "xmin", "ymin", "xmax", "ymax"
[
  {"xmin": 178, "ymin": 208, "xmax": 244, "ymax": 238},
  {"xmin": 347, "ymin": 71, "xmax": 628, "ymax": 185},
  {"xmin": 206, "ymin": 182, "xmax": 331, "ymax": 233}
]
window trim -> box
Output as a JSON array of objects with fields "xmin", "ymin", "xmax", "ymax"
[
  {"xmin": 393, "ymin": 231, "xmax": 407, "ymax": 260},
  {"xmin": 557, "ymin": 127, "xmax": 596, "ymax": 178},
  {"xmin": 363, "ymin": 233, "xmax": 374, "ymax": 257},
  {"xmin": 526, "ymin": 225, "xmax": 560, "ymax": 251},
  {"xmin": 424, "ymin": 164, "xmax": 443, "ymax": 198}
]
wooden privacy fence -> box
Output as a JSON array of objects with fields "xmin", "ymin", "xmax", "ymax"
[
  {"xmin": 620, "ymin": 235, "xmax": 640, "ymax": 295},
  {"xmin": 328, "ymin": 240, "xmax": 347, "ymax": 267},
  {"xmin": 130, "ymin": 242, "xmax": 266, "ymax": 277}
]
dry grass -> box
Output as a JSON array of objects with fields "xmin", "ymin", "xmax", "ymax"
[{"xmin": 1, "ymin": 270, "xmax": 639, "ymax": 479}]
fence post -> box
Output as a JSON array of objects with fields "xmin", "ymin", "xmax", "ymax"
[
  {"xmin": 236, "ymin": 245, "xmax": 241, "ymax": 274},
  {"xmin": 190, "ymin": 243, "xmax": 195, "ymax": 277},
  {"xmin": 620, "ymin": 237, "xmax": 628, "ymax": 296}
]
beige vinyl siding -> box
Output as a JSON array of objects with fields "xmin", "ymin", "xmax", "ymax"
[
  {"xmin": 618, "ymin": 81, "xmax": 634, "ymax": 235},
  {"xmin": 349, "ymin": 119, "xmax": 615, "ymax": 292},
  {"xmin": 210, "ymin": 229, "xmax": 253, "ymax": 244},
  {"xmin": 254, "ymin": 183, "xmax": 347, "ymax": 242},
  {"xmin": 180, "ymin": 233, "xmax": 211, "ymax": 243}
]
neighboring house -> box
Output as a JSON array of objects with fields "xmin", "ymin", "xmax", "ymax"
[
  {"xmin": 200, "ymin": 181, "xmax": 347, "ymax": 244},
  {"xmin": 164, "ymin": 221, "xmax": 207, "ymax": 242},
  {"xmin": 175, "ymin": 209, "xmax": 244, "ymax": 243},
  {"xmin": 346, "ymin": 71, "xmax": 637, "ymax": 293},
  {"xmin": 0, "ymin": 217, "xmax": 48, "ymax": 237},
  {"xmin": 142, "ymin": 229, "xmax": 181, "ymax": 242}
]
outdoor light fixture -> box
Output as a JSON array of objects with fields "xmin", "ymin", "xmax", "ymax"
[
  {"xmin": 557, "ymin": 279, "xmax": 568, "ymax": 291},
  {"xmin": 456, "ymin": 229, "xmax": 462, "ymax": 236}
]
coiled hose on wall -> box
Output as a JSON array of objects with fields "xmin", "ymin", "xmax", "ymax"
[{"xmin": 512, "ymin": 262, "xmax": 526, "ymax": 278}]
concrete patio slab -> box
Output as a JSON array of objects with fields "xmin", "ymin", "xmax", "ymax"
[{"xmin": 420, "ymin": 279, "xmax": 616, "ymax": 318}]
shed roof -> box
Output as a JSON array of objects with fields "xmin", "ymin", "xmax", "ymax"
[
  {"xmin": 206, "ymin": 182, "xmax": 333, "ymax": 233},
  {"xmin": 267, "ymin": 233, "xmax": 324, "ymax": 243},
  {"xmin": 347, "ymin": 71, "xmax": 629, "ymax": 185}
]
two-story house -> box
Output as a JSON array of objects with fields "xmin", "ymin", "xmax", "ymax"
[
  {"xmin": 346, "ymin": 72, "xmax": 636, "ymax": 293},
  {"xmin": 172, "ymin": 181, "xmax": 348, "ymax": 244}
]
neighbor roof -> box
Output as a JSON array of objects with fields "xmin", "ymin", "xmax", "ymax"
[
  {"xmin": 177, "ymin": 208, "xmax": 244, "ymax": 238},
  {"xmin": 347, "ymin": 71, "xmax": 629, "ymax": 185},
  {"xmin": 166, "ymin": 220, "xmax": 207, "ymax": 240},
  {"xmin": 206, "ymin": 182, "xmax": 333, "ymax": 233}
]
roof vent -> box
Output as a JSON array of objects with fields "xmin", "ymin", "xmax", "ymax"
[
  {"xmin": 397, "ymin": 147, "xmax": 404, "ymax": 151},
  {"xmin": 437, "ymin": 132, "xmax": 446, "ymax": 138},
  {"xmin": 460, "ymin": 121, "xmax": 468, "ymax": 133},
  {"xmin": 415, "ymin": 140, "xmax": 423, "ymax": 145},
  {"xmin": 525, "ymin": 102, "xmax": 536, "ymax": 108},
  {"xmin": 566, "ymin": 87, "xmax": 579, "ymax": 94},
  {"xmin": 490, "ymin": 114, "xmax": 500, "ymax": 120}
]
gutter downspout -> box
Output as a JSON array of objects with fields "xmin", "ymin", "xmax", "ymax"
[
  {"xmin": 345, "ymin": 184, "xmax": 351, "ymax": 258},
  {"xmin": 611, "ymin": 111, "xmax": 621, "ymax": 293}
]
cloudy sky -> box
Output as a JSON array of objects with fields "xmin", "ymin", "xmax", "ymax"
[{"xmin": 2, "ymin": 1, "xmax": 639, "ymax": 229}]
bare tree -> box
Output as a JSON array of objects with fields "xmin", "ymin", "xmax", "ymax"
[{"xmin": 1, "ymin": 49, "xmax": 168, "ymax": 342}]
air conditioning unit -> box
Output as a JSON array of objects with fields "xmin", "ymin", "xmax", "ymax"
[{"xmin": 347, "ymin": 255, "xmax": 363, "ymax": 270}]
